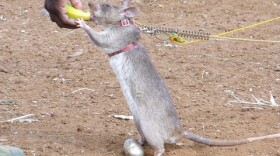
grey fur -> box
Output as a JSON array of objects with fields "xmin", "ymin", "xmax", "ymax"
[{"xmin": 76, "ymin": 1, "xmax": 280, "ymax": 156}]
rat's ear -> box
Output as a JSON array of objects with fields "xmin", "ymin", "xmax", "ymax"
[
  {"xmin": 121, "ymin": 0, "xmax": 131, "ymax": 8},
  {"xmin": 120, "ymin": 7, "xmax": 139, "ymax": 18}
]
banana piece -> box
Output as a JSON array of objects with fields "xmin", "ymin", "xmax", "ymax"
[{"xmin": 65, "ymin": 5, "xmax": 90, "ymax": 21}]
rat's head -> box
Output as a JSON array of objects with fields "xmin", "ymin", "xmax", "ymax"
[{"xmin": 88, "ymin": 0, "xmax": 139, "ymax": 25}]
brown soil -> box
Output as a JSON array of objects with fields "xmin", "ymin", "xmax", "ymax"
[{"xmin": 1, "ymin": 0, "xmax": 280, "ymax": 155}]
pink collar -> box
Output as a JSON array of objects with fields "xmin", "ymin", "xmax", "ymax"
[{"xmin": 109, "ymin": 43, "xmax": 138, "ymax": 57}]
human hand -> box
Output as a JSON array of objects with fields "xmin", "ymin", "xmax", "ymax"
[{"xmin": 44, "ymin": 0, "xmax": 83, "ymax": 29}]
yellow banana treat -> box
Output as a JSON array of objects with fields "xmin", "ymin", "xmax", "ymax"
[{"xmin": 65, "ymin": 5, "xmax": 90, "ymax": 20}]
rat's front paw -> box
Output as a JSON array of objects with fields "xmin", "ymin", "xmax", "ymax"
[{"xmin": 76, "ymin": 18, "xmax": 88, "ymax": 29}]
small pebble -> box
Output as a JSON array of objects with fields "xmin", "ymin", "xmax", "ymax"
[
  {"xmin": 0, "ymin": 145, "xmax": 25, "ymax": 156},
  {"xmin": 40, "ymin": 9, "xmax": 49, "ymax": 15},
  {"xmin": 124, "ymin": 139, "xmax": 144, "ymax": 156},
  {"xmin": 0, "ymin": 100, "xmax": 16, "ymax": 105}
]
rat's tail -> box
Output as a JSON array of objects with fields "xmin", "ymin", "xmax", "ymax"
[{"xmin": 183, "ymin": 130, "xmax": 280, "ymax": 146}]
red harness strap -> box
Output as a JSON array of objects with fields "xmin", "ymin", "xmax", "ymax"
[{"xmin": 108, "ymin": 43, "xmax": 138, "ymax": 57}]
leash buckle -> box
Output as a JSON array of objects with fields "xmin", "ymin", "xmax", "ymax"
[{"xmin": 121, "ymin": 19, "xmax": 130, "ymax": 27}]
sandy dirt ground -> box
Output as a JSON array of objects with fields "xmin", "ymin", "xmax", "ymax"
[{"xmin": 1, "ymin": 0, "xmax": 280, "ymax": 155}]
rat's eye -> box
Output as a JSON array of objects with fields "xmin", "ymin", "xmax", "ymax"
[
  {"xmin": 103, "ymin": 4, "xmax": 110, "ymax": 8},
  {"xmin": 102, "ymin": 4, "xmax": 111, "ymax": 12}
]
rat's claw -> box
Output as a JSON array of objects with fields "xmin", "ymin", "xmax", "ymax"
[{"xmin": 75, "ymin": 18, "xmax": 87, "ymax": 28}]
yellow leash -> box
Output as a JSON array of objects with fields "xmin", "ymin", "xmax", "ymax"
[
  {"xmin": 216, "ymin": 16, "xmax": 280, "ymax": 37},
  {"xmin": 183, "ymin": 16, "xmax": 280, "ymax": 44},
  {"xmin": 210, "ymin": 36, "xmax": 280, "ymax": 43}
]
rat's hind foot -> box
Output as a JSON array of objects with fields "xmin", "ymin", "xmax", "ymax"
[{"xmin": 154, "ymin": 148, "xmax": 165, "ymax": 156}]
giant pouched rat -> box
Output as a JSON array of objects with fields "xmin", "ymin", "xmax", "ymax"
[{"xmin": 75, "ymin": 0, "xmax": 280, "ymax": 155}]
